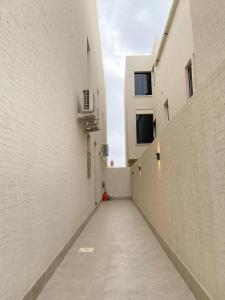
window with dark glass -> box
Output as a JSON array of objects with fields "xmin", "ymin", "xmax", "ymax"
[
  {"xmin": 153, "ymin": 118, "xmax": 157, "ymax": 138},
  {"xmin": 134, "ymin": 72, "xmax": 152, "ymax": 96},
  {"xmin": 164, "ymin": 100, "xmax": 170, "ymax": 123},
  {"xmin": 136, "ymin": 114, "xmax": 154, "ymax": 144},
  {"xmin": 152, "ymin": 66, "xmax": 155, "ymax": 87},
  {"xmin": 87, "ymin": 38, "xmax": 90, "ymax": 53},
  {"xmin": 186, "ymin": 61, "xmax": 193, "ymax": 97}
]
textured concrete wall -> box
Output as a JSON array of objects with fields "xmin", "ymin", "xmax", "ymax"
[
  {"xmin": 124, "ymin": 55, "xmax": 154, "ymax": 165},
  {"xmin": 132, "ymin": 60, "xmax": 225, "ymax": 299},
  {"xmin": 0, "ymin": 1, "xmax": 106, "ymax": 299},
  {"xmin": 190, "ymin": 0, "xmax": 225, "ymax": 88},
  {"xmin": 153, "ymin": 0, "xmax": 194, "ymax": 136},
  {"xmin": 104, "ymin": 168, "xmax": 131, "ymax": 198}
]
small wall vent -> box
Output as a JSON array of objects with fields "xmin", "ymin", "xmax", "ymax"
[{"xmin": 100, "ymin": 144, "xmax": 109, "ymax": 158}]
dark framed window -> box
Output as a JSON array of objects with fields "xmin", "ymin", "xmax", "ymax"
[
  {"xmin": 87, "ymin": 38, "xmax": 90, "ymax": 53},
  {"xmin": 152, "ymin": 65, "xmax": 155, "ymax": 87},
  {"xmin": 153, "ymin": 118, "xmax": 157, "ymax": 138},
  {"xmin": 134, "ymin": 72, "xmax": 152, "ymax": 96},
  {"xmin": 136, "ymin": 114, "xmax": 154, "ymax": 144},
  {"xmin": 164, "ymin": 100, "xmax": 170, "ymax": 123},
  {"xmin": 186, "ymin": 61, "xmax": 193, "ymax": 97}
]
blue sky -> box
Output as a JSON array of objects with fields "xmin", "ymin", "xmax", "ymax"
[{"xmin": 97, "ymin": 0, "xmax": 173, "ymax": 167}]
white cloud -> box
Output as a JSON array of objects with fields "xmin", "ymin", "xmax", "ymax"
[
  {"xmin": 136, "ymin": 9, "xmax": 149, "ymax": 23},
  {"xmin": 104, "ymin": 57, "xmax": 125, "ymax": 78}
]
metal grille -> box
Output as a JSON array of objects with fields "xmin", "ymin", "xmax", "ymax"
[
  {"xmin": 101, "ymin": 144, "xmax": 109, "ymax": 157},
  {"xmin": 83, "ymin": 89, "xmax": 90, "ymax": 111}
]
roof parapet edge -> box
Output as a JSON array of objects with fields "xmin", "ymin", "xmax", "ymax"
[{"xmin": 155, "ymin": 0, "xmax": 179, "ymax": 66}]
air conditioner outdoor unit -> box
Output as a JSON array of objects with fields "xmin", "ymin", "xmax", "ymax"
[
  {"xmin": 82, "ymin": 89, "xmax": 94, "ymax": 113},
  {"xmin": 77, "ymin": 90, "xmax": 101, "ymax": 132}
]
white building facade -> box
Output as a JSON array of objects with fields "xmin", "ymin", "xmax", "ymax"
[
  {"xmin": 124, "ymin": 0, "xmax": 195, "ymax": 166},
  {"xmin": 124, "ymin": 55, "xmax": 154, "ymax": 166},
  {"xmin": 127, "ymin": 0, "xmax": 225, "ymax": 299},
  {"xmin": 0, "ymin": 1, "xmax": 107, "ymax": 299}
]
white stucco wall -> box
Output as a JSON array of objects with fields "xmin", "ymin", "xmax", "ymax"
[
  {"xmin": 153, "ymin": 0, "xmax": 194, "ymax": 136},
  {"xmin": 0, "ymin": 1, "xmax": 106, "ymax": 299},
  {"xmin": 124, "ymin": 55, "xmax": 154, "ymax": 165},
  {"xmin": 190, "ymin": 0, "xmax": 225, "ymax": 88},
  {"xmin": 132, "ymin": 59, "xmax": 225, "ymax": 300},
  {"xmin": 104, "ymin": 168, "xmax": 131, "ymax": 199},
  {"xmin": 125, "ymin": 1, "xmax": 225, "ymax": 298}
]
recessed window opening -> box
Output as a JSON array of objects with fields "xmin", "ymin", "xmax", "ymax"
[
  {"xmin": 152, "ymin": 66, "xmax": 155, "ymax": 87},
  {"xmin": 186, "ymin": 60, "xmax": 193, "ymax": 97},
  {"xmin": 136, "ymin": 114, "xmax": 154, "ymax": 144},
  {"xmin": 87, "ymin": 134, "xmax": 91, "ymax": 179},
  {"xmin": 134, "ymin": 72, "xmax": 152, "ymax": 96},
  {"xmin": 164, "ymin": 100, "xmax": 170, "ymax": 123},
  {"xmin": 87, "ymin": 38, "xmax": 90, "ymax": 53},
  {"xmin": 153, "ymin": 118, "xmax": 157, "ymax": 138},
  {"xmin": 87, "ymin": 38, "xmax": 91, "ymax": 84}
]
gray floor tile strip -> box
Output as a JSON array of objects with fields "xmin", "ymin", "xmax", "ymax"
[{"xmin": 38, "ymin": 200, "xmax": 196, "ymax": 300}]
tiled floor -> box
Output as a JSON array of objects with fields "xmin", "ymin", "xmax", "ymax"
[{"xmin": 38, "ymin": 200, "xmax": 196, "ymax": 300}]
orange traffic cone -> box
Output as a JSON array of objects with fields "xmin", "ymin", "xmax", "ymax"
[{"xmin": 102, "ymin": 191, "xmax": 110, "ymax": 201}]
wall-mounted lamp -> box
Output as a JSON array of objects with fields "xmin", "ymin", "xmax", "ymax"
[{"xmin": 156, "ymin": 152, "xmax": 160, "ymax": 161}]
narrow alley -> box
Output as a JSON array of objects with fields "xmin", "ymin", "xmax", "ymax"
[
  {"xmin": 38, "ymin": 200, "xmax": 195, "ymax": 300},
  {"xmin": 0, "ymin": 1, "xmax": 224, "ymax": 299}
]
